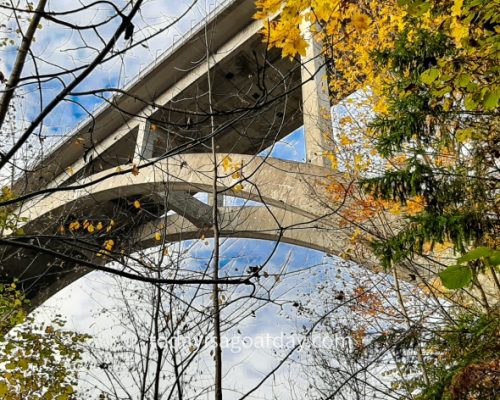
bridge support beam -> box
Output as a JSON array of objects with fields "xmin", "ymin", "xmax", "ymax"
[
  {"xmin": 300, "ymin": 20, "xmax": 332, "ymax": 167},
  {"xmin": 157, "ymin": 191, "xmax": 213, "ymax": 229}
]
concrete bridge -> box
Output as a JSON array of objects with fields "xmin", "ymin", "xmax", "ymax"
[{"xmin": 0, "ymin": 0, "xmax": 404, "ymax": 308}]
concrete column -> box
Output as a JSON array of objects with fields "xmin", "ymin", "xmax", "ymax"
[
  {"xmin": 134, "ymin": 119, "xmax": 157, "ymax": 162},
  {"xmin": 207, "ymin": 193, "xmax": 224, "ymax": 207},
  {"xmin": 300, "ymin": 20, "xmax": 332, "ymax": 167}
]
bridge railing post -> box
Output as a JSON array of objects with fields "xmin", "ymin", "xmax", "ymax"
[{"xmin": 300, "ymin": 18, "xmax": 332, "ymax": 167}]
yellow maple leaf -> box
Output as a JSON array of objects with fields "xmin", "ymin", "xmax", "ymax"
[
  {"xmin": 106, "ymin": 219, "xmax": 116, "ymax": 232},
  {"xmin": 339, "ymin": 116, "xmax": 353, "ymax": 125},
  {"xmin": 450, "ymin": 19, "xmax": 468, "ymax": 47},
  {"xmin": 422, "ymin": 242, "xmax": 432, "ymax": 253},
  {"xmin": 155, "ymin": 232, "xmax": 161, "ymax": 241},
  {"xmin": 323, "ymin": 151, "xmax": 338, "ymax": 170},
  {"xmin": 69, "ymin": 221, "xmax": 81, "ymax": 231},
  {"xmin": 351, "ymin": 13, "xmax": 372, "ymax": 31},
  {"xmin": 232, "ymin": 171, "xmax": 241, "ymax": 179},
  {"xmin": 283, "ymin": 33, "xmax": 308, "ymax": 58},
  {"xmin": 233, "ymin": 183, "xmax": 244, "ymax": 192},
  {"xmin": 451, "ymin": 0, "xmax": 463, "ymax": 16},
  {"xmin": 434, "ymin": 241, "xmax": 453, "ymax": 253},
  {"xmin": 349, "ymin": 228, "xmax": 362, "ymax": 243},
  {"xmin": 354, "ymin": 154, "xmax": 363, "ymax": 169},
  {"xmin": 389, "ymin": 202, "xmax": 401, "ymax": 215},
  {"xmin": 406, "ymin": 195, "xmax": 425, "ymax": 215},
  {"xmin": 339, "ymin": 134, "xmax": 354, "ymax": 146},
  {"xmin": 222, "ymin": 156, "xmax": 232, "ymax": 172},
  {"xmin": 133, "ymin": 200, "xmax": 141, "ymax": 209}
]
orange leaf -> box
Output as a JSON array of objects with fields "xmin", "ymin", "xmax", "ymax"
[{"xmin": 131, "ymin": 164, "xmax": 140, "ymax": 176}]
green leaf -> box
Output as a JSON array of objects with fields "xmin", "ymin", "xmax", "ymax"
[
  {"xmin": 420, "ymin": 68, "xmax": 440, "ymax": 84},
  {"xmin": 5, "ymin": 362, "xmax": 16, "ymax": 370},
  {"xmin": 488, "ymin": 251, "xmax": 500, "ymax": 266},
  {"xmin": 454, "ymin": 74, "xmax": 470, "ymax": 88},
  {"xmin": 0, "ymin": 381, "xmax": 8, "ymax": 396},
  {"xmin": 432, "ymin": 85, "xmax": 451, "ymax": 97},
  {"xmin": 403, "ymin": 0, "xmax": 431, "ymax": 16},
  {"xmin": 439, "ymin": 264, "xmax": 473, "ymax": 289},
  {"xmin": 456, "ymin": 128, "xmax": 474, "ymax": 142},
  {"xmin": 482, "ymin": 88, "xmax": 499, "ymax": 110},
  {"xmin": 464, "ymin": 94, "xmax": 478, "ymax": 110},
  {"xmin": 458, "ymin": 246, "xmax": 492, "ymax": 263},
  {"xmin": 18, "ymin": 358, "xmax": 28, "ymax": 370}
]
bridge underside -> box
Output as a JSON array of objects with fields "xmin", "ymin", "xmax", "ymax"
[
  {"xmin": 1, "ymin": 0, "xmax": 415, "ymax": 309},
  {"xmin": 15, "ymin": 0, "xmax": 309, "ymax": 194}
]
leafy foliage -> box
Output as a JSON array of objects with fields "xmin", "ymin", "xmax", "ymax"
[
  {"xmin": 256, "ymin": 0, "xmax": 499, "ymax": 276},
  {"xmin": 413, "ymin": 310, "xmax": 500, "ymax": 400},
  {"xmin": 0, "ymin": 282, "xmax": 26, "ymax": 335},
  {"xmin": 256, "ymin": 0, "xmax": 499, "ymax": 398},
  {"xmin": 1, "ymin": 190, "xmax": 88, "ymax": 398},
  {"xmin": 0, "ymin": 187, "xmax": 27, "ymax": 235},
  {"xmin": 0, "ymin": 314, "xmax": 88, "ymax": 399},
  {"xmin": 361, "ymin": 11, "xmax": 499, "ymax": 274},
  {"xmin": 0, "ymin": 283, "xmax": 89, "ymax": 399}
]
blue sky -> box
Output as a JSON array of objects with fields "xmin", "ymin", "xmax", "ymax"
[
  {"xmin": 1, "ymin": 0, "xmax": 221, "ymax": 135},
  {"xmin": 37, "ymin": 239, "xmax": 377, "ymax": 398}
]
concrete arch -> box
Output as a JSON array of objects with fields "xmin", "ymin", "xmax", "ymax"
[
  {"xmin": 21, "ymin": 154, "xmax": 336, "ymax": 223},
  {"xmin": 135, "ymin": 206, "xmax": 347, "ymax": 256},
  {"xmin": 25, "ymin": 206, "xmax": 357, "ymax": 309},
  {"xmin": 2, "ymin": 154, "xmax": 374, "ymax": 307}
]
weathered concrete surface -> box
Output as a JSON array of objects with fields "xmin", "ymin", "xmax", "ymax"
[
  {"xmin": 20, "ymin": 154, "xmax": 334, "ymax": 222},
  {"xmin": 2, "ymin": 154, "xmax": 395, "ymax": 307}
]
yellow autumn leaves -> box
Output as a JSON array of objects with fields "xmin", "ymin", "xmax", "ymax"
[
  {"xmin": 96, "ymin": 239, "xmax": 115, "ymax": 257},
  {"xmin": 255, "ymin": 0, "xmax": 490, "ymax": 110},
  {"xmin": 257, "ymin": 0, "xmax": 376, "ymax": 59},
  {"xmin": 222, "ymin": 156, "xmax": 244, "ymax": 192},
  {"xmin": 60, "ymin": 219, "xmax": 114, "ymax": 234},
  {"xmin": 387, "ymin": 195, "xmax": 425, "ymax": 216},
  {"xmin": 57, "ymin": 219, "xmax": 117, "ymax": 257},
  {"xmin": 351, "ymin": 13, "xmax": 372, "ymax": 31}
]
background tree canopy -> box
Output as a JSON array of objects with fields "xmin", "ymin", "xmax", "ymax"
[{"xmin": 255, "ymin": 0, "xmax": 499, "ymax": 398}]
